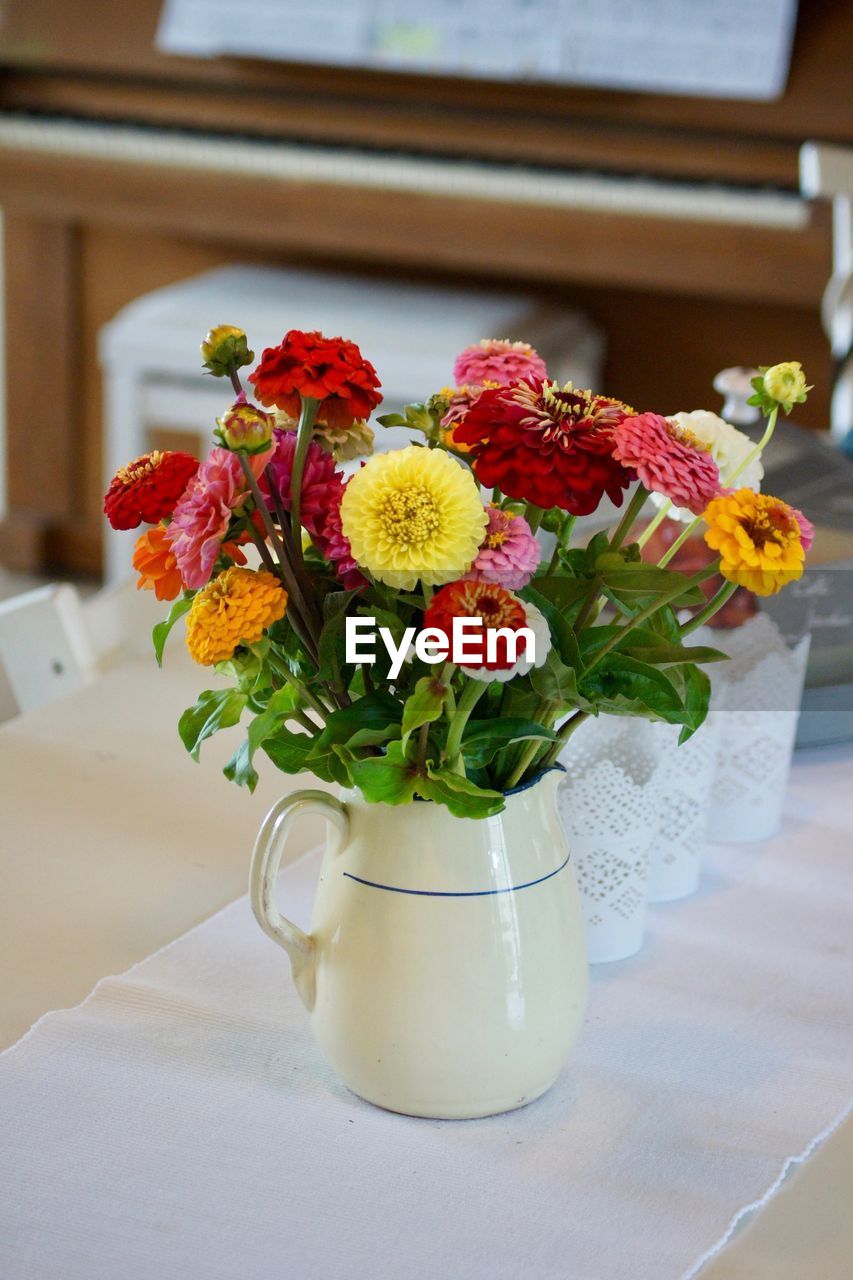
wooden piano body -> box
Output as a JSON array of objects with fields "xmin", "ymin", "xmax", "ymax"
[{"xmin": 0, "ymin": 0, "xmax": 850, "ymax": 576}]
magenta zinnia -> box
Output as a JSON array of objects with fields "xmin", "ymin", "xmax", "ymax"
[
  {"xmin": 613, "ymin": 413, "xmax": 721, "ymax": 515},
  {"xmin": 454, "ymin": 381, "xmax": 633, "ymax": 514},
  {"xmin": 259, "ymin": 427, "xmax": 344, "ymax": 538},
  {"xmin": 313, "ymin": 483, "xmax": 367, "ymax": 591}
]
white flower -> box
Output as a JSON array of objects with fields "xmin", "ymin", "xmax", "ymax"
[
  {"xmin": 650, "ymin": 409, "xmax": 764, "ymax": 523},
  {"xmin": 463, "ymin": 599, "xmax": 552, "ymax": 684}
]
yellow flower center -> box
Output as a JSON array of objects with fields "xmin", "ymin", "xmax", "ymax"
[
  {"xmin": 117, "ymin": 451, "xmax": 163, "ymax": 485},
  {"xmin": 669, "ymin": 421, "xmax": 710, "ymax": 452},
  {"xmin": 378, "ymin": 485, "xmax": 441, "ymax": 548},
  {"xmin": 485, "ymin": 529, "xmax": 508, "ymax": 548}
]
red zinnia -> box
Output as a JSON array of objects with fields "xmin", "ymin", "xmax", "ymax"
[
  {"xmin": 248, "ymin": 330, "xmax": 382, "ymax": 430},
  {"xmin": 423, "ymin": 580, "xmax": 529, "ymax": 671},
  {"xmin": 104, "ymin": 450, "xmax": 199, "ymax": 530},
  {"xmin": 454, "ymin": 381, "xmax": 633, "ymax": 515}
]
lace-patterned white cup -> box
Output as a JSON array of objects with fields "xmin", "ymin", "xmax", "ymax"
[
  {"xmin": 647, "ymin": 709, "xmax": 722, "ymax": 903},
  {"xmin": 558, "ymin": 717, "xmax": 660, "ymax": 963},
  {"xmin": 705, "ymin": 613, "xmax": 810, "ymax": 842}
]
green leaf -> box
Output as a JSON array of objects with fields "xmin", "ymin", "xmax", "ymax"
[
  {"xmin": 624, "ymin": 643, "xmax": 728, "ymax": 667},
  {"xmin": 528, "ymin": 576, "xmax": 590, "ymax": 611},
  {"xmin": 420, "ymin": 765, "xmax": 505, "ymax": 818},
  {"xmin": 460, "ymin": 718, "xmax": 556, "ymax": 768},
  {"xmin": 222, "ymin": 685, "xmax": 304, "ymax": 791},
  {"xmin": 178, "ymin": 688, "xmax": 247, "ymax": 761},
  {"xmin": 599, "ymin": 565, "xmax": 706, "ymax": 607},
  {"xmin": 530, "ymin": 649, "xmax": 593, "ymax": 710},
  {"xmin": 401, "ymin": 676, "xmax": 448, "ymax": 745},
  {"xmin": 522, "ymin": 584, "xmax": 582, "ymax": 669},
  {"xmin": 677, "ymin": 664, "xmax": 712, "ymax": 741},
  {"xmin": 357, "ymin": 604, "xmax": 408, "ymax": 641},
  {"xmin": 580, "ymin": 655, "xmax": 685, "ymax": 725},
  {"xmin": 348, "ymin": 740, "xmax": 418, "ymax": 805},
  {"xmin": 311, "ymin": 691, "xmax": 402, "ymax": 752},
  {"xmin": 262, "ymin": 726, "xmax": 316, "ymax": 775},
  {"xmin": 344, "ymin": 725, "xmax": 400, "ymax": 749},
  {"xmin": 152, "ymin": 593, "xmax": 193, "ymax": 667},
  {"xmin": 322, "ymin": 588, "xmax": 360, "ymax": 623},
  {"xmin": 317, "ymin": 609, "xmax": 349, "ymax": 689}
]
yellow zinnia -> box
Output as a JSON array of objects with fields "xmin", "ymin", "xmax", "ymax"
[
  {"xmin": 703, "ymin": 489, "xmax": 805, "ymax": 597},
  {"xmin": 340, "ymin": 445, "xmax": 488, "ymax": 589},
  {"xmin": 186, "ymin": 567, "xmax": 287, "ymax": 665}
]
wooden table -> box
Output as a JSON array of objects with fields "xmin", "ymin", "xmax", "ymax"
[{"xmin": 1, "ymin": 658, "xmax": 849, "ymax": 1278}]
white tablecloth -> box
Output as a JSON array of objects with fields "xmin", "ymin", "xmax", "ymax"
[{"xmin": 1, "ymin": 747, "xmax": 851, "ymax": 1280}]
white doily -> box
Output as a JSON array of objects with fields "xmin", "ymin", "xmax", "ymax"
[
  {"xmin": 703, "ymin": 614, "xmax": 810, "ymax": 841},
  {"xmin": 648, "ymin": 712, "xmax": 722, "ymax": 903},
  {"xmin": 558, "ymin": 718, "xmax": 660, "ymax": 962}
]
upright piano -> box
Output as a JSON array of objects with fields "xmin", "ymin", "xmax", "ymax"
[{"xmin": 0, "ymin": 0, "xmax": 849, "ymax": 575}]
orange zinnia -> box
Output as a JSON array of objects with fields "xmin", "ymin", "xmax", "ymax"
[{"xmin": 132, "ymin": 525, "xmax": 184, "ymax": 601}]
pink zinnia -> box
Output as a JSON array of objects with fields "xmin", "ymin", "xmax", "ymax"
[
  {"xmin": 453, "ymin": 339, "xmax": 547, "ymax": 388},
  {"xmin": 613, "ymin": 413, "xmax": 721, "ymax": 516},
  {"xmin": 792, "ymin": 507, "xmax": 815, "ymax": 552},
  {"xmin": 441, "ymin": 383, "xmax": 487, "ymax": 429},
  {"xmin": 169, "ymin": 448, "xmax": 249, "ymax": 590},
  {"xmin": 314, "ymin": 484, "xmax": 367, "ymax": 591},
  {"xmin": 259, "ymin": 427, "xmax": 344, "ymax": 538},
  {"xmin": 467, "ymin": 505, "xmax": 541, "ymax": 590}
]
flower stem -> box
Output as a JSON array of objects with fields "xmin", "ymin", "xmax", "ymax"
[
  {"xmin": 574, "ymin": 574, "xmax": 603, "ymax": 632},
  {"xmin": 636, "ymin": 501, "xmax": 672, "ymax": 550},
  {"xmin": 440, "ymin": 662, "xmax": 457, "ymax": 719},
  {"xmin": 289, "ymin": 396, "xmax": 319, "ymax": 567},
  {"xmin": 525, "ymin": 504, "xmax": 543, "ymax": 533},
  {"xmin": 546, "ymin": 514, "xmax": 576, "ymax": 574},
  {"xmin": 498, "ymin": 695, "xmax": 558, "ymax": 789},
  {"xmin": 238, "ymin": 455, "xmax": 319, "ymax": 665},
  {"xmin": 444, "ymin": 678, "xmax": 486, "ymax": 771},
  {"xmin": 680, "ymin": 574, "xmax": 736, "ymax": 636},
  {"xmin": 541, "ymin": 709, "xmax": 590, "ymax": 769},
  {"xmin": 268, "ymin": 654, "xmax": 327, "ymax": 722},
  {"xmin": 727, "ymin": 405, "xmax": 778, "ymax": 486},
  {"xmin": 657, "ymin": 515, "xmax": 702, "ymax": 568},
  {"xmin": 415, "ymin": 721, "xmax": 430, "ymax": 772},
  {"xmin": 227, "ymin": 361, "xmax": 244, "ymax": 399},
  {"xmin": 609, "ymin": 485, "xmax": 649, "ymax": 551},
  {"xmin": 583, "ymin": 565, "xmax": 714, "ymax": 674}
]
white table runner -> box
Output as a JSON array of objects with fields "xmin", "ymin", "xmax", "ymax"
[{"xmin": 1, "ymin": 747, "xmax": 852, "ymax": 1280}]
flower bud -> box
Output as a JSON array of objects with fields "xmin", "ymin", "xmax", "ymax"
[
  {"xmin": 201, "ymin": 325, "xmax": 254, "ymax": 377},
  {"xmin": 762, "ymin": 361, "xmax": 810, "ymax": 407},
  {"xmin": 215, "ymin": 402, "xmax": 274, "ymax": 453}
]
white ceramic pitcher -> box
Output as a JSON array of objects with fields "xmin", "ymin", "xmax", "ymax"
[{"xmin": 249, "ymin": 769, "xmax": 588, "ymax": 1119}]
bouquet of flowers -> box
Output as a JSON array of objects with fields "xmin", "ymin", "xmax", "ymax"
[{"xmin": 105, "ymin": 329, "xmax": 812, "ymax": 818}]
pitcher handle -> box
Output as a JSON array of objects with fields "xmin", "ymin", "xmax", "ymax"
[{"xmin": 249, "ymin": 789, "xmax": 349, "ymax": 1011}]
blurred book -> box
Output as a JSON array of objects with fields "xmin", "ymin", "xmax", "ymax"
[{"xmin": 157, "ymin": 0, "xmax": 799, "ymax": 101}]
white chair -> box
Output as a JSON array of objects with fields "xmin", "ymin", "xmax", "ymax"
[
  {"xmin": 0, "ymin": 584, "xmax": 97, "ymax": 720},
  {"xmin": 81, "ymin": 577, "xmax": 173, "ymax": 667}
]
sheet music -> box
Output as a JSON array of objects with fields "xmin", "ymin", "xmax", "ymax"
[{"xmin": 157, "ymin": 0, "xmax": 799, "ymax": 101}]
